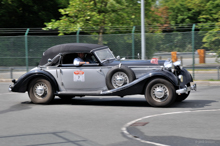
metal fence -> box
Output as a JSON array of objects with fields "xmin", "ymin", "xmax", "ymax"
[
  {"xmin": 0, "ymin": 31, "xmax": 211, "ymax": 64},
  {"xmin": 0, "ymin": 31, "xmax": 219, "ymax": 80}
]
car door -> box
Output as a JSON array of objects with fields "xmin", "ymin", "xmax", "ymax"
[{"xmin": 59, "ymin": 64, "xmax": 107, "ymax": 92}]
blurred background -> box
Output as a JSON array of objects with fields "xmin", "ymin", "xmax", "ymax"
[{"xmin": 0, "ymin": 0, "xmax": 219, "ymax": 81}]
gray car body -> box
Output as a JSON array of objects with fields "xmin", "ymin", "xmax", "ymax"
[
  {"xmin": 10, "ymin": 60, "xmax": 191, "ymax": 97},
  {"xmin": 9, "ymin": 43, "xmax": 193, "ymax": 98}
]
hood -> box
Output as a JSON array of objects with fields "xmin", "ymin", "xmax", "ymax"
[{"xmin": 103, "ymin": 59, "xmax": 165, "ymax": 67}]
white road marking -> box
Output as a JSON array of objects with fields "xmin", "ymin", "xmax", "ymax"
[{"xmin": 122, "ymin": 109, "xmax": 220, "ymax": 146}]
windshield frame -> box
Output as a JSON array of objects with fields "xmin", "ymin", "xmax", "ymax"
[
  {"xmin": 43, "ymin": 54, "xmax": 61, "ymax": 66},
  {"xmin": 94, "ymin": 48, "xmax": 115, "ymax": 63}
]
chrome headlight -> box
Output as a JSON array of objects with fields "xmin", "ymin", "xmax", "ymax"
[
  {"xmin": 164, "ymin": 60, "xmax": 175, "ymax": 72},
  {"xmin": 173, "ymin": 60, "xmax": 183, "ymax": 69},
  {"xmin": 178, "ymin": 75, "xmax": 183, "ymax": 82}
]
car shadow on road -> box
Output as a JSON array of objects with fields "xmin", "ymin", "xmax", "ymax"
[
  {"xmin": 51, "ymin": 97, "xmax": 151, "ymax": 107},
  {"xmin": 172, "ymin": 99, "xmax": 218, "ymax": 108},
  {"xmin": 20, "ymin": 97, "xmax": 217, "ymax": 108},
  {"xmin": 50, "ymin": 97, "xmax": 217, "ymax": 108},
  {"xmin": 0, "ymin": 103, "xmax": 31, "ymax": 115}
]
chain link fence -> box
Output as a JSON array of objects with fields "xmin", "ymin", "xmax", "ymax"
[{"xmin": 0, "ymin": 31, "xmax": 219, "ymax": 80}]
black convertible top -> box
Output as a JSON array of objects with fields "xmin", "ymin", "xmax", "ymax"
[{"xmin": 39, "ymin": 43, "xmax": 107, "ymax": 65}]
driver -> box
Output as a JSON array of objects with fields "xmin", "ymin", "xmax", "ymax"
[{"xmin": 73, "ymin": 53, "xmax": 90, "ymax": 66}]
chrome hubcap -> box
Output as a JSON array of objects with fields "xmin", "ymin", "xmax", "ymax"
[
  {"xmin": 115, "ymin": 76, "xmax": 124, "ymax": 86},
  {"xmin": 36, "ymin": 86, "xmax": 45, "ymax": 96},
  {"xmin": 112, "ymin": 72, "xmax": 129, "ymax": 88},
  {"xmin": 155, "ymin": 88, "xmax": 165, "ymax": 98},
  {"xmin": 151, "ymin": 84, "xmax": 169, "ymax": 102},
  {"xmin": 34, "ymin": 82, "xmax": 48, "ymax": 99}
]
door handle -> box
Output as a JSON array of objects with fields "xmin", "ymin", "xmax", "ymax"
[{"xmin": 56, "ymin": 70, "xmax": 58, "ymax": 78}]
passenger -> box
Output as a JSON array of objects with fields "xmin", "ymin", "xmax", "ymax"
[
  {"xmin": 73, "ymin": 53, "xmax": 90, "ymax": 66},
  {"xmin": 73, "ymin": 53, "xmax": 89, "ymax": 65}
]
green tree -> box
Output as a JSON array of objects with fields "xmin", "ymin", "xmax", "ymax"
[
  {"xmin": 44, "ymin": 0, "xmax": 159, "ymax": 44},
  {"xmin": 159, "ymin": 0, "xmax": 202, "ymax": 25},
  {"xmin": 160, "ymin": 0, "xmax": 220, "ymax": 25},
  {"xmin": 195, "ymin": 0, "xmax": 220, "ymax": 62},
  {"xmin": 186, "ymin": 0, "xmax": 220, "ymax": 61},
  {"xmin": 160, "ymin": 0, "xmax": 220, "ymax": 61},
  {"xmin": 202, "ymin": 24, "xmax": 220, "ymax": 62}
]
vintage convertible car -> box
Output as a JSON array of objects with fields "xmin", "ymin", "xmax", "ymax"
[{"xmin": 9, "ymin": 43, "xmax": 196, "ymax": 107}]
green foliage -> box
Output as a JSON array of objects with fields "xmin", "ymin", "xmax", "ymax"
[
  {"xmin": 202, "ymin": 28, "xmax": 220, "ymax": 62},
  {"xmin": 45, "ymin": 0, "xmax": 140, "ymax": 35},
  {"xmin": 46, "ymin": 0, "xmax": 139, "ymax": 35},
  {"xmin": 160, "ymin": 0, "xmax": 200, "ymax": 25},
  {"xmin": 161, "ymin": 0, "xmax": 220, "ymax": 61},
  {"xmin": 195, "ymin": 0, "xmax": 220, "ymax": 62},
  {"xmin": 44, "ymin": 0, "xmax": 160, "ymax": 43},
  {"xmin": 0, "ymin": 0, "xmax": 69, "ymax": 28}
]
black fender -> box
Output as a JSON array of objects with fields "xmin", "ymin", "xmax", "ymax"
[
  {"xmin": 144, "ymin": 69, "xmax": 179, "ymax": 86},
  {"xmin": 179, "ymin": 68, "xmax": 193, "ymax": 88},
  {"xmin": 11, "ymin": 69, "xmax": 59, "ymax": 93},
  {"xmin": 101, "ymin": 69, "xmax": 179, "ymax": 96},
  {"xmin": 139, "ymin": 69, "xmax": 179, "ymax": 94}
]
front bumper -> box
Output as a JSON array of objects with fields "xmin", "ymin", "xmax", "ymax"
[
  {"xmin": 8, "ymin": 85, "xmax": 13, "ymax": 92},
  {"xmin": 176, "ymin": 83, "xmax": 196, "ymax": 95}
]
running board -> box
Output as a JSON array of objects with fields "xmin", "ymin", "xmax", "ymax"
[{"xmin": 55, "ymin": 90, "xmax": 102, "ymax": 96}]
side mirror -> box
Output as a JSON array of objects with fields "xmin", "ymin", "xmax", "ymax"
[
  {"xmin": 48, "ymin": 58, "xmax": 52, "ymax": 63},
  {"xmin": 137, "ymin": 53, "xmax": 140, "ymax": 59},
  {"xmin": 116, "ymin": 56, "xmax": 121, "ymax": 61}
]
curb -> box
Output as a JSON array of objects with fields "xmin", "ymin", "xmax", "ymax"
[
  {"xmin": 0, "ymin": 79, "xmax": 12, "ymax": 82},
  {"xmin": 194, "ymin": 81, "xmax": 220, "ymax": 86}
]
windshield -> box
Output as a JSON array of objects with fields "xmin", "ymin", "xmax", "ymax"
[{"xmin": 94, "ymin": 48, "xmax": 115, "ymax": 63}]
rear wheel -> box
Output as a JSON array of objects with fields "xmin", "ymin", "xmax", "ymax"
[
  {"xmin": 28, "ymin": 78, "xmax": 54, "ymax": 104},
  {"xmin": 145, "ymin": 78, "xmax": 176, "ymax": 107}
]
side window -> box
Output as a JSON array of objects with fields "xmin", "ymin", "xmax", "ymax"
[
  {"xmin": 61, "ymin": 53, "xmax": 99, "ymax": 66},
  {"xmin": 63, "ymin": 53, "xmax": 77, "ymax": 64},
  {"xmin": 85, "ymin": 53, "xmax": 98, "ymax": 63}
]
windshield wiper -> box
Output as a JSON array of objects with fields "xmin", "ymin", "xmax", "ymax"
[{"xmin": 101, "ymin": 58, "xmax": 115, "ymax": 63}]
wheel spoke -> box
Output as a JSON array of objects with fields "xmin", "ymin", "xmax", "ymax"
[
  {"xmin": 111, "ymin": 72, "xmax": 129, "ymax": 88},
  {"xmin": 151, "ymin": 83, "xmax": 169, "ymax": 102},
  {"xmin": 33, "ymin": 82, "xmax": 48, "ymax": 99}
]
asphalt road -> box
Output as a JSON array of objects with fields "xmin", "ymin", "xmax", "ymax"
[{"xmin": 0, "ymin": 82, "xmax": 220, "ymax": 146}]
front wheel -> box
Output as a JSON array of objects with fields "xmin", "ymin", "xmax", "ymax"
[
  {"xmin": 176, "ymin": 83, "xmax": 191, "ymax": 102},
  {"xmin": 176, "ymin": 91, "xmax": 190, "ymax": 102},
  {"xmin": 28, "ymin": 78, "xmax": 54, "ymax": 104},
  {"xmin": 145, "ymin": 78, "xmax": 176, "ymax": 107}
]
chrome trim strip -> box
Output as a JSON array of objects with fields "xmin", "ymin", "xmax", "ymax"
[
  {"xmin": 101, "ymin": 73, "xmax": 152, "ymax": 95},
  {"xmin": 129, "ymin": 66, "xmax": 161, "ymax": 68}
]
